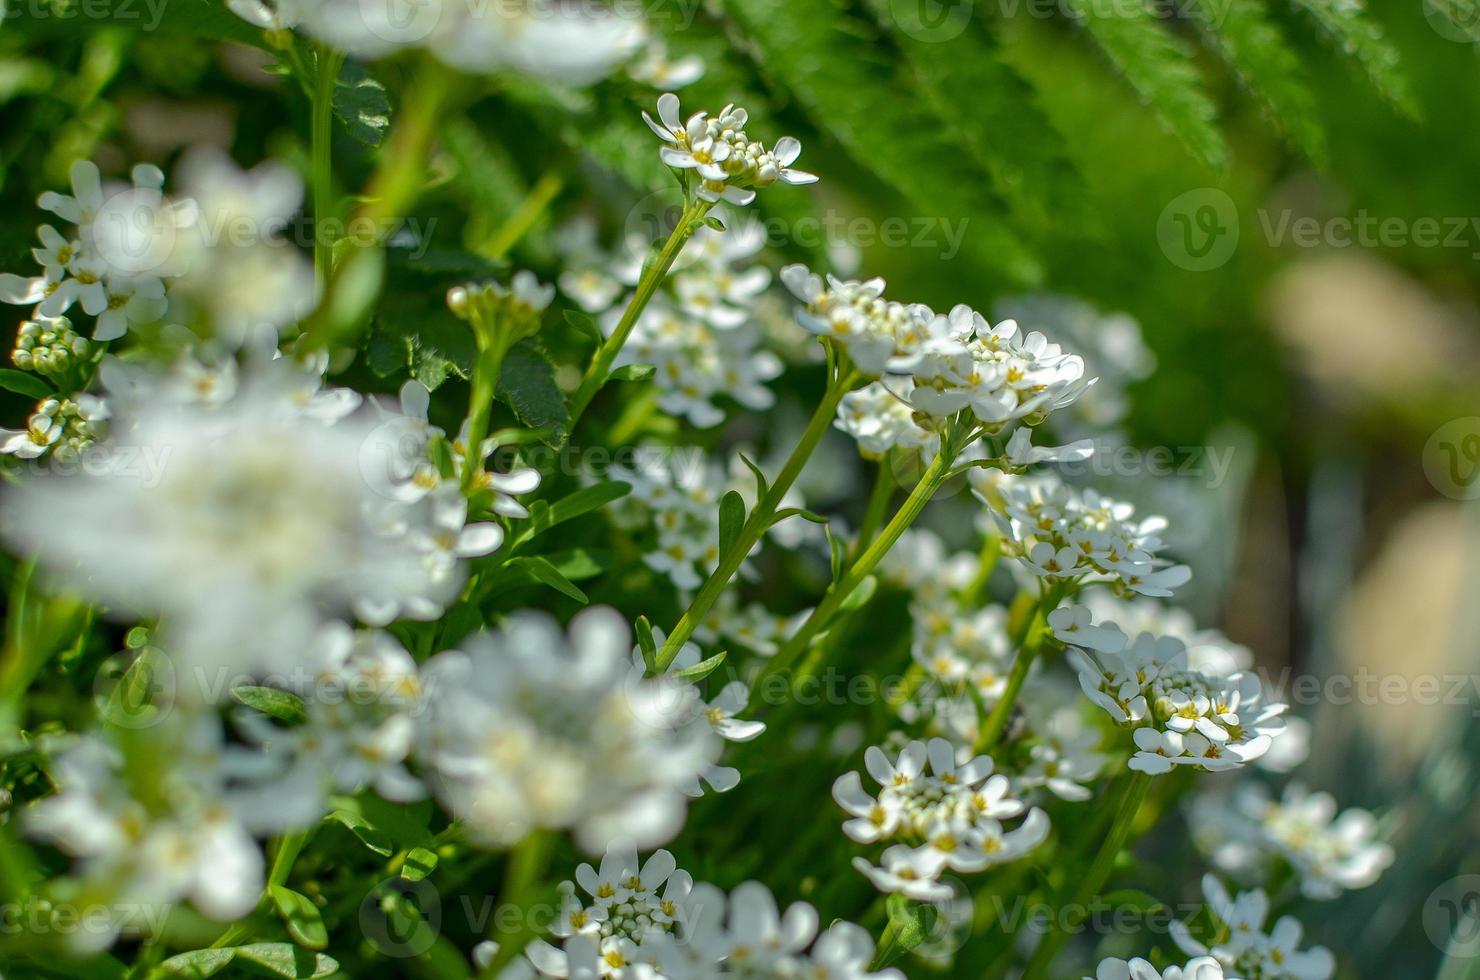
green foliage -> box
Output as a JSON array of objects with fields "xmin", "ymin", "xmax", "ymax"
[
  {"xmin": 1291, "ymin": 0, "xmax": 1420, "ymax": 119},
  {"xmin": 496, "ymin": 340, "xmax": 569, "ymax": 446}
]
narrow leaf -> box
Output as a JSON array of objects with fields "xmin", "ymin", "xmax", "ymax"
[
  {"xmin": 513, "ymin": 556, "xmax": 590, "ymax": 604},
  {"xmin": 232, "ymin": 686, "xmax": 306, "ymax": 725},
  {"xmin": 737, "ymin": 453, "xmax": 768, "ymax": 502},
  {"xmin": 718, "ymin": 490, "xmax": 746, "ymax": 558},
  {"xmin": 674, "ymin": 651, "xmax": 728, "ymax": 683},
  {"xmin": 325, "ymin": 809, "xmax": 394, "ymax": 857},
  {"xmin": 608, "ymin": 363, "xmax": 656, "ymax": 382},
  {"xmin": 635, "ymin": 616, "xmax": 658, "ymax": 675},
  {"xmin": 0, "ymin": 369, "xmax": 53, "ymax": 399}
]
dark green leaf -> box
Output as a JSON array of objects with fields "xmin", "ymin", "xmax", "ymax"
[
  {"xmin": 232, "ymin": 686, "xmax": 306, "ymax": 725},
  {"xmin": 234, "ymin": 943, "xmax": 339, "ymax": 978},
  {"xmin": 269, "ymin": 885, "xmax": 328, "ymax": 951},
  {"xmin": 0, "ymin": 369, "xmax": 52, "ymax": 399},
  {"xmin": 737, "ymin": 453, "xmax": 768, "ymax": 502},
  {"xmin": 514, "ymin": 481, "xmax": 631, "ymax": 548},
  {"xmin": 564, "ymin": 309, "xmax": 602, "ymax": 344},
  {"xmin": 333, "ymin": 62, "xmax": 390, "ymax": 147},
  {"xmin": 496, "ymin": 340, "xmax": 569, "ymax": 448},
  {"xmin": 157, "ymin": 948, "xmax": 238, "ymax": 978},
  {"xmin": 325, "ymin": 808, "xmax": 394, "ymax": 857},
  {"xmin": 1291, "ymin": 0, "xmax": 1419, "ymax": 119}
]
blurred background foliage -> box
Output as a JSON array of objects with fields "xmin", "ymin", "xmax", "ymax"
[{"xmin": 2, "ymin": 0, "xmax": 1478, "ymax": 976}]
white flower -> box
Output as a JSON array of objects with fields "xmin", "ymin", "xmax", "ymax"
[
  {"xmin": 289, "ymin": 0, "xmax": 642, "ymax": 83},
  {"xmin": 3, "ymin": 365, "xmax": 457, "ymax": 680},
  {"xmin": 1013, "ymin": 707, "xmax": 1107, "ymax": 802},
  {"xmin": 1005, "ymin": 427, "xmax": 1095, "ymax": 467},
  {"xmin": 1071, "ymin": 631, "xmax": 1288, "ymax": 774},
  {"xmin": 835, "ymin": 380, "xmax": 937, "ymax": 461},
  {"xmin": 1191, "ymin": 783, "xmax": 1393, "ymax": 900},
  {"xmin": 417, "ymin": 608, "xmax": 717, "ymax": 852},
  {"xmin": 645, "ymin": 95, "xmax": 814, "ymax": 207},
  {"xmin": 835, "ymin": 738, "xmax": 1045, "ymax": 899},
  {"xmin": 628, "ymin": 34, "xmax": 705, "ymax": 89},
  {"xmin": 1171, "ymin": 874, "xmax": 1335, "ymax": 980},
  {"xmin": 1087, "ymin": 956, "xmax": 1227, "ymax": 980}
]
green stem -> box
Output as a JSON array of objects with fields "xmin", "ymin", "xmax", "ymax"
[
  {"xmin": 482, "ymin": 172, "xmax": 563, "ymax": 260},
  {"xmin": 755, "ymin": 443, "xmax": 956, "ymax": 697},
  {"xmin": 482, "ymin": 831, "xmax": 553, "ymax": 976},
  {"xmin": 654, "ymin": 366, "xmax": 859, "ymax": 671},
  {"xmin": 1019, "ymin": 772, "xmax": 1152, "ymax": 980},
  {"xmin": 568, "ymin": 199, "xmax": 711, "ymax": 426},
  {"xmin": 848, "ymin": 460, "xmax": 896, "ymax": 562},
  {"xmin": 303, "ymin": 58, "xmax": 454, "ymax": 350},
  {"xmin": 960, "ymin": 532, "xmax": 1001, "ymax": 607},
  {"xmin": 461, "ymin": 337, "xmax": 513, "ymax": 493},
  {"xmin": 210, "ymin": 829, "xmax": 312, "ymax": 949},
  {"xmin": 310, "ymin": 45, "xmax": 344, "ymax": 291},
  {"xmin": 974, "ymin": 584, "xmax": 1060, "ymax": 753}
]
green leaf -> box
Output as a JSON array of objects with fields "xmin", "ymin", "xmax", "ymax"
[
  {"xmin": 333, "ymin": 61, "xmax": 390, "ymax": 147},
  {"xmin": 840, "ymin": 575, "xmax": 878, "ymax": 612},
  {"xmin": 496, "ymin": 340, "xmax": 570, "ymax": 448},
  {"xmin": 235, "ymin": 943, "xmax": 339, "ymax": 978},
  {"xmin": 325, "ymin": 808, "xmax": 394, "ymax": 857},
  {"xmin": 737, "ymin": 453, "xmax": 768, "ymax": 502},
  {"xmin": 769, "ymin": 507, "xmax": 829, "ymax": 528},
  {"xmin": 1291, "ymin": 0, "xmax": 1419, "ymax": 119},
  {"xmin": 269, "ymin": 885, "xmax": 328, "ymax": 951},
  {"xmin": 232, "ymin": 686, "xmax": 307, "ymax": 725},
  {"xmin": 158, "ymin": 945, "xmax": 338, "ymax": 979},
  {"xmin": 674, "ymin": 651, "xmax": 728, "ymax": 683},
  {"xmin": 515, "ymin": 480, "xmax": 632, "ymax": 547},
  {"xmin": 400, "ymin": 847, "xmax": 439, "ymax": 882},
  {"xmin": 859, "ymin": 0, "xmax": 1086, "ymax": 227},
  {"xmin": 609, "ymin": 363, "xmax": 656, "ymax": 382},
  {"xmin": 879, "ymin": 894, "xmax": 938, "ymax": 966},
  {"xmin": 635, "ymin": 616, "xmax": 658, "ymax": 675},
  {"xmin": 157, "ymin": 948, "xmax": 238, "ymax": 978},
  {"xmin": 720, "ymin": 0, "xmax": 1041, "ymax": 284},
  {"xmin": 825, "ymin": 525, "xmax": 846, "ymax": 584},
  {"xmin": 718, "ymin": 490, "xmax": 746, "ymax": 558},
  {"xmin": 0, "ymin": 369, "xmax": 52, "ymax": 399},
  {"xmin": 1061, "ymin": 0, "xmax": 1228, "ymax": 169},
  {"xmin": 541, "ymin": 547, "xmax": 612, "ymax": 581},
  {"xmin": 360, "ymin": 796, "xmax": 434, "ymax": 849},
  {"xmin": 511, "ymin": 556, "xmax": 590, "ymax": 604},
  {"xmin": 1191, "ymin": 0, "xmax": 1327, "ymax": 164},
  {"xmin": 564, "ymin": 309, "xmax": 602, "ymax": 344}
]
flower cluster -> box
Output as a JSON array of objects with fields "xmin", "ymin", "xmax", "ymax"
[
  {"xmin": 229, "ymin": 0, "xmax": 645, "ymax": 83},
  {"xmin": 417, "ymin": 609, "xmax": 718, "ymax": 852},
  {"xmin": 514, "ymin": 844, "xmax": 902, "ymax": 979},
  {"xmin": 1170, "ymin": 875, "xmax": 1334, "ymax": 980},
  {"xmin": 1066, "ymin": 626, "xmax": 1288, "ymax": 774},
  {"xmin": 979, "ymin": 472, "xmax": 1192, "ymax": 598},
  {"xmin": 563, "ymin": 216, "xmax": 782, "ymax": 428},
  {"xmin": 834, "ymin": 738, "xmax": 1049, "ymax": 901},
  {"xmin": 12, "ymin": 314, "xmax": 90, "ymax": 383},
  {"xmin": 0, "ymin": 393, "xmax": 105, "ymax": 461},
  {"xmin": 834, "ymin": 378, "xmax": 937, "ymax": 461},
  {"xmin": 644, "ymin": 94, "xmax": 816, "ymax": 206},
  {"xmin": 1087, "ymin": 957, "xmax": 1228, "ymax": 980},
  {"xmin": 1189, "ymin": 782, "xmax": 1394, "ymax": 900}
]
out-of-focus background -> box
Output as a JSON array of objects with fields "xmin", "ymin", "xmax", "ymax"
[{"xmin": 2, "ymin": 0, "xmax": 1478, "ymax": 974}]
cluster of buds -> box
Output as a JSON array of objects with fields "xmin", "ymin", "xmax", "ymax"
[
  {"xmin": 1, "ymin": 396, "xmax": 106, "ymax": 461},
  {"xmin": 12, "ymin": 316, "xmax": 90, "ymax": 381},
  {"xmin": 643, "ymin": 94, "xmax": 817, "ymax": 206},
  {"xmin": 446, "ymin": 270, "xmax": 555, "ymax": 352}
]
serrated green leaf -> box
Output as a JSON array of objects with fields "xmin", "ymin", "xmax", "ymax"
[
  {"xmin": 859, "ymin": 0, "xmax": 1085, "ymax": 227},
  {"xmin": 232, "ymin": 686, "xmax": 307, "ymax": 725},
  {"xmin": 333, "ymin": 61, "xmax": 390, "ymax": 147},
  {"xmin": 635, "ymin": 616, "xmax": 658, "ymax": 675},
  {"xmin": 1062, "ymin": 0, "xmax": 1229, "ymax": 169},
  {"xmin": 674, "ymin": 651, "xmax": 728, "ymax": 683},
  {"xmin": 609, "ymin": 363, "xmax": 656, "ymax": 382},
  {"xmin": 511, "ymin": 556, "xmax": 590, "ymax": 604},
  {"xmin": 1291, "ymin": 0, "xmax": 1419, "ymax": 120},
  {"xmin": 496, "ymin": 340, "xmax": 569, "ymax": 447},
  {"xmin": 0, "ymin": 369, "xmax": 53, "ymax": 399},
  {"xmin": 269, "ymin": 885, "xmax": 328, "ymax": 951},
  {"xmin": 1191, "ymin": 0, "xmax": 1327, "ymax": 164},
  {"xmin": 720, "ymin": 0, "xmax": 1041, "ymax": 283},
  {"xmin": 325, "ymin": 808, "xmax": 394, "ymax": 857},
  {"xmin": 718, "ymin": 490, "xmax": 746, "ymax": 558},
  {"xmin": 400, "ymin": 847, "xmax": 439, "ymax": 882}
]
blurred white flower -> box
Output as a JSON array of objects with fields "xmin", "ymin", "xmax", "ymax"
[{"xmin": 1170, "ymin": 874, "xmax": 1334, "ymax": 980}]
